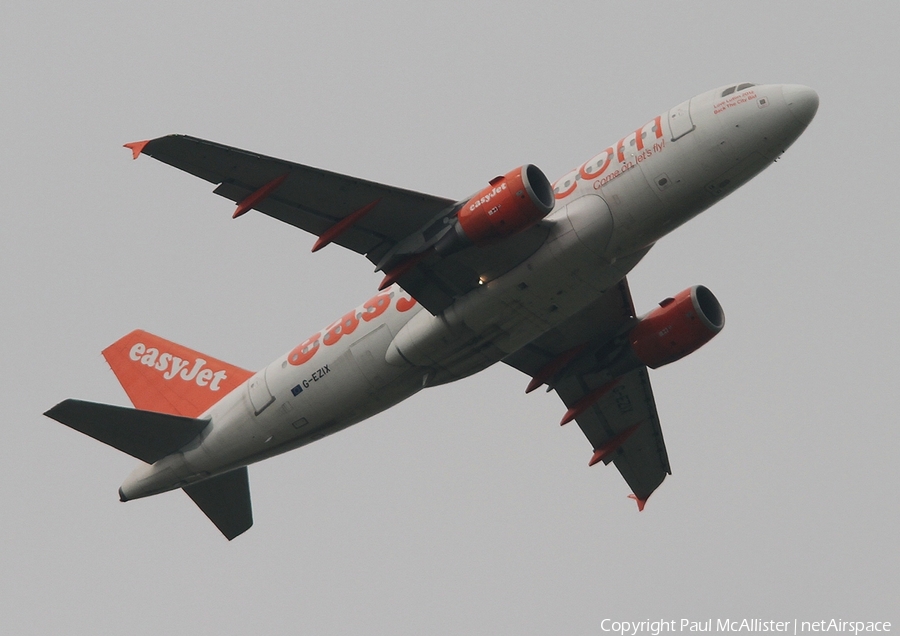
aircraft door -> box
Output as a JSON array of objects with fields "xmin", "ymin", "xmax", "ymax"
[
  {"xmin": 668, "ymin": 98, "xmax": 695, "ymax": 140},
  {"xmin": 247, "ymin": 367, "xmax": 275, "ymax": 415}
]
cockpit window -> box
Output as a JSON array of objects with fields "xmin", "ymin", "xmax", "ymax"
[{"xmin": 721, "ymin": 83, "xmax": 756, "ymax": 97}]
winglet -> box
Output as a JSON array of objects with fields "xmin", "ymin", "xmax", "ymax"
[
  {"xmin": 124, "ymin": 140, "xmax": 150, "ymax": 160},
  {"xmin": 628, "ymin": 493, "xmax": 647, "ymax": 511}
]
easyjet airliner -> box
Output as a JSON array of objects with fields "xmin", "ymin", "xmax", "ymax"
[{"xmin": 46, "ymin": 83, "xmax": 818, "ymax": 539}]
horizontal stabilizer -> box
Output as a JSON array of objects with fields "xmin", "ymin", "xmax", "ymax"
[
  {"xmin": 183, "ymin": 468, "xmax": 253, "ymax": 540},
  {"xmin": 44, "ymin": 399, "xmax": 208, "ymax": 464}
]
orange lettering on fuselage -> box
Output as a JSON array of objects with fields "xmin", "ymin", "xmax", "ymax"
[
  {"xmin": 288, "ymin": 332, "xmax": 321, "ymax": 366},
  {"xmin": 288, "ymin": 290, "xmax": 418, "ymax": 367},
  {"xmin": 554, "ymin": 115, "xmax": 664, "ymax": 199},
  {"xmin": 396, "ymin": 296, "xmax": 417, "ymax": 312},
  {"xmin": 361, "ymin": 292, "xmax": 391, "ymax": 322},
  {"xmin": 323, "ymin": 309, "xmax": 360, "ymax": 346}
]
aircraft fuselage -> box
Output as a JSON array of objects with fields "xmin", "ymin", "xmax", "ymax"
[{"xmin": 119, "ymin": 83, "xmax": 818, "ymax": 500}]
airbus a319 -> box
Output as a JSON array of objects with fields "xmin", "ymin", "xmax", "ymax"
[{"xmin": 45, "ymin": 83, "xmax": 818, "ymax": 539}]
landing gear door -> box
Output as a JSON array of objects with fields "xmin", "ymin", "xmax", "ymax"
[
  {"xmin": 248, "ymin": 368, "xmax": 275, "ymax": 415},
  {"xmin": 668, "ymin": 98, "xmax": 695, "ymax": 141}
]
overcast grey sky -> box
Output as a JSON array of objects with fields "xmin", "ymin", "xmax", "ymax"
[{"xmin": 2, "ymin": 1, "xmax": 897, "ymax": 634}]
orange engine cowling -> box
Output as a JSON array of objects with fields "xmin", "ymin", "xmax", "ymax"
[
  {"xmin": 456, "ymin": 164, "xmax": 555, "ymax": 247},
  {"xmin": 629, "ymin": 286, "xmax": 725, "ymax": 369}
]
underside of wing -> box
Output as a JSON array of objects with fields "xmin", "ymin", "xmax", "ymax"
[
  {"xmin": 503, "ymin": 279, "xmax": 638, "ymax": 374},
  {"xmin": 555, "ymin": 367, "xmax": 670, "ymax": 503},
  {"xmin": 389, "ymin": 222, "xmax": 552, "ymax": 312},
  {"xmin": 130, "ymin": 135, "xmax": 550, "ymax": 314},
  {"xmin": 504, "ymin": 278, "xmax": 671, "ymax": 506},
  {"xmin": 132, "ymin": 135, "xmax": 456, "ymax": 264}
]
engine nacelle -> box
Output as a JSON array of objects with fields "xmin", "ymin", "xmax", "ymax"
[
  {"xmin": 628, "ymin": 286, "xmax": 725, "ymax": 369},
  {"xmin": 437, "ymin": 165, "xmax": 554, "ymax": 253}
]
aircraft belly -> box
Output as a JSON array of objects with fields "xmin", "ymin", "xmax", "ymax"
[
  {"xmin": 600, "ymin": 155, "xmax": 660, "ymax": 240},
  {"xmin": 386, "ymin": 212, "xmax": 652, "ymax": 383},
  {"xmin": 349, "ymin": 324, "xmax": 395, "ymax": 389},
  {"xmin": 120, "ymin": 461, "xmax": 184, "ymax": 499},
  {"xmin": 168, "ymin": 307, "xmax": 425, "ymax": 477},
  {"xmin": 563, "ymin": 194, "xmax": 614, "ymax": 257},
  {"xmin": 181, "ymin": 390, "xmax": 265, "ymax": 474},
  {"xmin": 253, "ymin": 328, "xmax": 416, "ymax": 437}
]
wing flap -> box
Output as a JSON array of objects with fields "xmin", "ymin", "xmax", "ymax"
[
  {"xmin": 44, "ymin": 399, "xmax": 209, "ymax": 464},
  {"xmin": 183, "ymin": 468, "xmax": 253, "ymax": 541}
]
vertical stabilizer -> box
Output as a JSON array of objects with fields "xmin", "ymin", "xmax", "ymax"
[{"xmin": 102, "ymin": 330, "xmax": 253, "ymax": 417}]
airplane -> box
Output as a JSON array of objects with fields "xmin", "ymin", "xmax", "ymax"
[{"xmin": 45, "ymin": 83, "xmax": 818, "ymax": 539}]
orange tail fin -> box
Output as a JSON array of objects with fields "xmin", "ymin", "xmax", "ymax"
[{"xmin": 102, "ymin": 330, "xmax": 253, "ymax": 418}]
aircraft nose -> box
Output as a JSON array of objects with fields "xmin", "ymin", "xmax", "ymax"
[{"xmin": 782, "ymin": 84, "xmax": 819, "ymax": 126}]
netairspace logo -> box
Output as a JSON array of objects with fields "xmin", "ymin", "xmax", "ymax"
[{"xmin": 599, "ymin": 620, "xmax": 891, "ymax": 636}]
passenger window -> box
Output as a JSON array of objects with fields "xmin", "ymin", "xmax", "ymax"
[
  {"xmin": 737, "ymin": 83, "xmax": 755, "ymax": 91},
  {"xmin": 721, "ymin": 86, "xmax": 736, "ymax": 97}
]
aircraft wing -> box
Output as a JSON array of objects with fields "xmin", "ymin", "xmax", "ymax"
[
  {"xmin": 133, "ymin": 135, "xmax": 455, "ymax": 261},
  {"xmin": 503, "ymin": 278, "xmax": 671, "ymax": 505},
  {"xmin": 130, "ymin": 135, "xmax": 550, "ymax": 314},
  {"xmin": 553, "ymin": 367, "xmax": 670, "ymax": 504}
]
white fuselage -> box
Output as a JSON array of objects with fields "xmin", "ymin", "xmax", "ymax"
[{"xmin": 120, "ymin": 83, "xmax": 817, "ymax": 500}]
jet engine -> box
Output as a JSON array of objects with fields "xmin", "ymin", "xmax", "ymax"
[
  {"xmin": 523, "ymin": 285, "xmax": 725, "ymax": 397},
  {"xmin": 436, "ymin": 164, "xmax": 554, "ymax": 253},
  {"xmin": 628, "ymin": 285, "xmax": 725, "ymax": 369}
]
